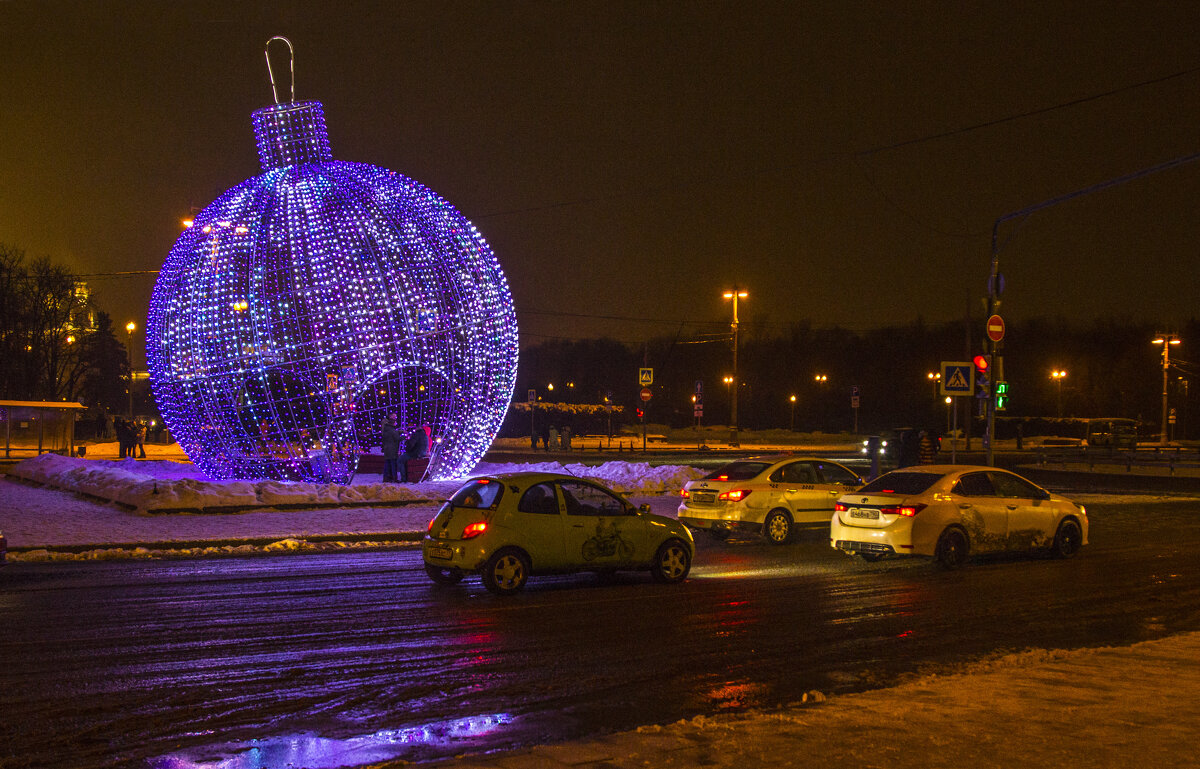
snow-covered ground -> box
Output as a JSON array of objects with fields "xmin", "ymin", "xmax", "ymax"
[
  {"xmin": 417, "ymin": 630, "xmax": 1200, "ymax": 769},
  {"xmin": 0, "ymin": 454, "xmax": 702, "ymax": 560}
]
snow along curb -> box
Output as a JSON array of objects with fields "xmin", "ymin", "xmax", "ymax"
[
  {"xmin": 7, "ymin": 454, "xmax": 440, "ymax": 513},
  {"xmin": 7, "ymin": 533, "xmax": 423, "ymax": 562}
]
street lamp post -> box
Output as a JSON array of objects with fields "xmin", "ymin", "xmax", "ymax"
[
  {"xmin": 722, "ymin": 287, "xmax": 747, "ymax": 446},
  {"xmin": 789, "ymin": 394, "xmax": 796, "ymax": 431},
  {"xmin": 1152, "ymin": 334, "xmax": 1181, "ymax": 444},
  {"xmin": 1050, "ymin": 370, "xmax": 1067, "ymax": 418},
  {"xmin": 125, "ymin": 321, "xmax": 137, "ymax": 419}
]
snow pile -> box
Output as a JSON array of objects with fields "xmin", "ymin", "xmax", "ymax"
[
  {"xmin": 5, "ymin": 455, "xmax": 702, "ymax": 518},
  {"xmin": 476, "ymin": 460, "xmax": 704, "ymax": 494},
  {"xmin": 8, "ymin": 454, "xmax": 432, "ymax": 513}
]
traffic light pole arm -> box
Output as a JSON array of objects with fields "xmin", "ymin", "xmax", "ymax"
[{"xmin": 986, "ymin": 150, "xmax": 1200, "ymax": 466}]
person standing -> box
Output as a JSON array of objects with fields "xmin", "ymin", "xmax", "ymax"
[
  {"xmin": 135, "ymin": 420, "xmax": 147, "ymax": 459},
  {"xmin": 380, "ymin": 413, "xmax": 401, "ymax": 482},
  {"xmin": 114, "ymin": 418, "xmax": 130, "ymax": 458},
  {"xmin": 918, "ymin": 430, "xmax": 938, "ymax": 465}
]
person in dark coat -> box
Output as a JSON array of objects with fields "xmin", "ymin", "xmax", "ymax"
[
  {"xmin": 398, "ymin": 424, "xmax": 431, "ymax": 482},
  {"xmin": 114, "ymin": 417, "xmax": 132, "ymax": 458},
  {"xmin": 380, "ymin": 413, "xmax": 401, "ymax": 482}
]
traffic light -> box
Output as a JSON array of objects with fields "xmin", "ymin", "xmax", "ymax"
[
  {"xmin": 636, "ymin": 407, "xmax": 644, "ymax": 420},
  {"xmin": 973, "ymin": 355, "xmax": 991, "ymax": 397},
  {"xmin": 995, "ymin": 380, "xmax": 1009, "ymax": 410}
]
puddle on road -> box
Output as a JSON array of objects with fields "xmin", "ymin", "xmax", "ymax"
[{"xmin": 151, "ymin": 712, "xmax": 513, "ymax": 768}]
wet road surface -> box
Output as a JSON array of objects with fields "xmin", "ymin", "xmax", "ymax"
[{"xmin": 2, "ymin": 498, "xmax": 1199, "ymax": 768}]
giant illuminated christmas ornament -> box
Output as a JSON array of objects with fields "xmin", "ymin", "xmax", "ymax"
[{"xmin": 147, "ymin": 38, "xmax": 518, "ymax": 483}]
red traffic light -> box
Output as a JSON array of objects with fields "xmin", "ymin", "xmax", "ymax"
[{"xmin": 973, "ymin": 354, "xmax": 990, "ymax": 372}]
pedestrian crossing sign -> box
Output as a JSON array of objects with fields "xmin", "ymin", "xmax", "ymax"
[{"xmin": 941, "ymin": 361, "xmax": 974, "ymax": 397}]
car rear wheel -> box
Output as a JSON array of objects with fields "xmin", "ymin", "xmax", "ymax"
[
  {"xmin": 935, "ymin": 528, "xmax": 969, "ymax": 570},
  {"xmin": 481, "ymin": 548, "xmax": 530, "ymax": 595},
  {"xmin": 1052, "ymin": 519, "xmax": 1082, "ymax": 559},
  {"xmin": 424, "ymin": 564, "xmax": 464, "ymax": 585},
  {"xmin": 763, "ymin": 509, "xmax": 792, "ymax": 545},
  {"xmin": 651, "ymin": 539, "xmax": 691, "ymax": 583}
]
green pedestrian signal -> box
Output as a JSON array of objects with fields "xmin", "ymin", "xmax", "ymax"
[{"xmin": 995, "ymin": 380, "xmax": 1009, "ymax": 410}]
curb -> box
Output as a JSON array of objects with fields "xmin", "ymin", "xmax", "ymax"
[{"xmin": 7, "ymin": 531, "xmax": 426, "ymax": 557}]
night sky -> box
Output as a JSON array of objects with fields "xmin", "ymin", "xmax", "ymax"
[{"xmin": 3, "ymin": 1, "xmax": 1199, "ymax": 363}]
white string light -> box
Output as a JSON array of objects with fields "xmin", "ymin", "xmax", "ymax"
[{"xmin": 147, "ymin": 100, "xmax": 519, "ymax": 482}]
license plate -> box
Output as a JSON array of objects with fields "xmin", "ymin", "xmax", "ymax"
[
  {"xmin": 692, "ymin": 492, "xmax": 716, "ymax": 504},
  {"xmin": 849, "ymin": 508, "xmax": 879, "ymax": 520},
  {"xmin": 428, "ymin": 546, "xmax": 453, "ymax": 560}
]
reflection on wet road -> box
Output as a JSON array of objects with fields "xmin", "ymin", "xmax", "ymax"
[{"xmin": 2, "ymin": 499, "xmax": 1199, "ymax": 768}]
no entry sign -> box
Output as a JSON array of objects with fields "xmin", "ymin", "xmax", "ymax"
[
  {"xmin": 986, "ymin": 314, "xmax": 1005, "ymax": 343},
  {"xmin": 640, "ymin": 387, "xmax": 653, "ymax": 401}
]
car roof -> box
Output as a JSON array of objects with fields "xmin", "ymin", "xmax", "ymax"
[
  {"xmin": 472, "ymin": 471, "xmax": 590, "ymax": 485},
  {"xmin": 729, "ymin": 454, "xmax": 844, "ymax": 465},
  {"xmin": 882, "ymin": 465, "xmax": 1021, "ymax": 476}
]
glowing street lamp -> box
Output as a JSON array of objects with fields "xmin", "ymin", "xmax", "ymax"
[
  {"xmin": 723, "ymin": 287, "xmax": 747, "ymax": 445},
  {"xmin": 789, "ymin": 394, "xmax": 797, "ymax": 431},
  {"xmin": 125, "ymin": 321, "xmax": 138, "ymax": 418},
  {"xmin": 814, "ymin": 374, "xmax": 828, "ymax": 384},
  {"xmin": 1152, "ymin": 334, "xmax": 1182, "ymax": 443},
  {"xmin": 1050, "ymin": 369, "xmax": 1067, "ymax": 418}
]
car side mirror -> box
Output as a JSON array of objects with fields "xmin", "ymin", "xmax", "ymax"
[{"xmin": 638, "ymin": 503, "xmax": 651, "ymax": 514}]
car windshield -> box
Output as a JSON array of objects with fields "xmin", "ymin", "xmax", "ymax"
[
  {"xmin": 857, "ymin": 472, "xmax": 941, "ymax": 495},
  {"xmin": 704, "ymin": 462, "xmax": 771, "ymax": 481},
  {"xmin": 449, "ymin": 478, "xmax": 504, "ymax": 509}
]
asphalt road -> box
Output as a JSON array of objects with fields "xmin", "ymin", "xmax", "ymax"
[{"xmin": 2, "ymin": 498, "xmax": 1199, "ymax": 769}]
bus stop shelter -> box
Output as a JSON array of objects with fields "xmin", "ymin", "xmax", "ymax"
[{"xmin": 1, "ymin": 400, "xmax": 87, "ymax": 458}]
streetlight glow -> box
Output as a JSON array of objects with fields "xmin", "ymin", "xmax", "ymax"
[
  {"xmin": 722, "ymin": 287, "xmax": 747, "ymax": 446},
  {"xmin": 1152, "ymin": 333, "xmax": 1181, "ymax": 443}
]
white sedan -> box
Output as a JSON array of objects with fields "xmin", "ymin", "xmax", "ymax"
[
  {"xmin": 831, "ymin": 465, "xmax": 1088, "ymax": 568},
  {"xmin": 678, "ymin": 455, "xmax": 865, "ymax": 544}
]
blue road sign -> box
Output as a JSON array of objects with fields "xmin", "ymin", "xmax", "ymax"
[{"xmin": 941, "ymin": 361, "xmax": 975, "ymax": 397}]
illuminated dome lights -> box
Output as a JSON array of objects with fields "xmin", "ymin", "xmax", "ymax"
[{"xmin": 147, "ymin": 55, "xmax": 518, "ymax": 484}]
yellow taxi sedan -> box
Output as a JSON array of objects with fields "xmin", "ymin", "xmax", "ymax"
[
  {"xmin": 423, "ymin": 472, "xmax": 695, "ymax": 595},
  {"xmin": 831, "ymin": 465, "xmax": 1088, "ymax": 568},
  {"xmin": 678, "ymin": 455, "xmax": 865, "ymax": 544}
]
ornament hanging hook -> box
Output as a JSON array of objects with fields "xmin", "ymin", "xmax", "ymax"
[{"xmin": 264, "ymin": 36, "xmax": 295, "ymax": 105}]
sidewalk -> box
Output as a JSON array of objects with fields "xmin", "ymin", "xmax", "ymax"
[{"xmin": 418, "ymin": 631, "xmax": 1200, "ymax": 769}]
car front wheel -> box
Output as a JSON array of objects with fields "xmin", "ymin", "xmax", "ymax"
[
  {"xmin": 935, "ymin": 528, "xmax": 969, "ymax": 570},
  {"xmin": 651, "ymin": 539, "xmax": 691, "ymax": 583},
  {"xmin": 763, "ymin": 509, "xmax": 792, "ymax": 545},
  {"xmin": 481, "ymin": 548, "xmax": 530, "ymax": 595},
  {"xmin": 1052, "ymin": 519, "xmax": 1082, "ymax": 559}
]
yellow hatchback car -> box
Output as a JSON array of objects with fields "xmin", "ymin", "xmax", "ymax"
[
  {"xmin": 678, "ymin": 455, "xmax": 865, "ymax": 544},
  {"xmin": 423, "ymin": 472, "xmax": 695, "ymax": 594}
]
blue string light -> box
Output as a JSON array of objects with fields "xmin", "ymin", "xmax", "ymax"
[{"xmin": 147, "ymin": 100, "xmax": 518, "ymax": 483}]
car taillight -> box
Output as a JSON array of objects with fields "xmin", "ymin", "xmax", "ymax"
[
  {"xmin": 879, "ymin": 503, "xmax": 926, "ymax": 517},
  {"xmin": 427, "ymin": 517, "xmax": 436, "ymax": 532},
  {"xmin": 679, "ymin": 488, "xmax": 690, "ymax": 498},
  {"xmin": 834, "ymin": 502, "xmax": 848, "ymax": 511},
  {"xmin": 718, "ymin": 489, "xmax": 751, "ymax": 501},
  {"xmin": 462, "ymin": 521, "xmax": 488, "ymax": 539}
]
